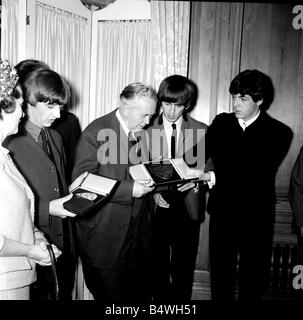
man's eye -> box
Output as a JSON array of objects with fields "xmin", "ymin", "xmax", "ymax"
[{"xmin": 47, "ymin": 104, "xmax": 63, "ymax": 109}]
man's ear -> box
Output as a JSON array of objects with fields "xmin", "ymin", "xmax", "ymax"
[{"xmin": 256, "ymin": 99, "xmax": 263, "ymax": 106}]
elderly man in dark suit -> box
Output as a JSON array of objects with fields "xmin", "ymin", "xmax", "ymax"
[
  {"xmin": 72, "ymin": 82, "xmax": 157, "ymax": 301},
  {"xmin": 147, "ymin": 75, "xmax": 213, "ymax": 301},
  {"xmin": 4, "ymin": 68, "xmax": 76, "ymax": 300},
  {"xmin": 206, "ymin": 69, "xmax": 293, "ymax": 300}
]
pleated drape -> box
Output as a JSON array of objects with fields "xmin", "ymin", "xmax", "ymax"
[
  {"xmin": 150, "ymin": 0, "xmax": 190, "ymax": 90},
  {"xmin": 1, "ymin": 0, "xmax": 19, "ymax": 66},
  {"xmin": 91, "ymin": 20, "xmax": 153, "ymax": 120},
  {"xmin": 35, "ymin": 2, "xmax": 89, "ymax": 129}
]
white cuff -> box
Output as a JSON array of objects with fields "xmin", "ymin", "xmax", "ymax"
[{"xmin": 193, "ymin": 183, "xmax": 199, "ymax": 193}]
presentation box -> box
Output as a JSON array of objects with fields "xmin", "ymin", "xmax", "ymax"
[{"xmin": 64, "ymin": 173, "xmax": 118, "ymax": 216}]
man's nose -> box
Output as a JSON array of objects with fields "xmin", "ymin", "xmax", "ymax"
[
  {"xmin": 170, "ymin": 104, "xmax": 176, "ymax": 114},
  {"xmin": 233, "ymin": 97, "xmax": 240, "ymax": 107}
]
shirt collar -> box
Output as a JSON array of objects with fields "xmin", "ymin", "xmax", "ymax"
[
  {"xmin": 24, "ymin": 120, "xmax": 42, "ymax": 141},
  {"xmin": 116, "ymin": 109, "xmax": 131, "ymax": 137},
  {"xmin": 162, "ymin": 113, "xmax": 183, "ymax": 130},
  {"xmin": 238, "ymin": 110, "xmax": 260, "ymax": 130}
]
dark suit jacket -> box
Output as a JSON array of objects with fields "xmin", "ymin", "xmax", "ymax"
[
  {"xmin": 52, "ymin": 111, "xmax": 82, "ymax": 184},
  {"xmin": 72, "ymin": 109, "xmax": 152, "ymax": 268},
  {"xmin": 4, "ymin": 127, "xmax": 69, "ymax": 250},
  {"xmin": 147, "ymin": 114, "xmax": 208, "ymax": 221},
  {"xmin": 289, "ymin": 146, "xmax": 303, "ymax": 229},
  {"xmin": 206, "ymin": 111, "xmax": 293, "ymax": 223}
]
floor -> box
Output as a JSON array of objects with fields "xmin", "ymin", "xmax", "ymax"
[{"xmin": 191, "ymin": 271, "xmax": 303, "ymax": 301}]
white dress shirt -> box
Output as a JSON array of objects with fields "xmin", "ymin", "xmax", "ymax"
[
  {"xmin": 162, "ymin": 115, "xmax": 183, "ymax": 158},
  {"xmin": 238, "ymin": 110, "xmax": 260, "ymax": 131},
  {"xmin": 162, "ymin": 114, "xmax": 215, "ymax": 188}
]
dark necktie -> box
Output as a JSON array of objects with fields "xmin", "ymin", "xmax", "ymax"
[
  {"xmin": 128, "ymin": 132, "xmax": 141, "ymax": 163},
  {"xmin": 136, "ymin": 135, "xmax": 141, "ymax": 158},
  {"xmin": 38, "ymin": 128, "xmax": 51, "ymax": 158},
  {"xmin": 171, "ymin": 123, "xmax": 177, "ymax": 158}
]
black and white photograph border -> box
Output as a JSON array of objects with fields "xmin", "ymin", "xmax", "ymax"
[{"xmin": 0, "ymin": 0, "xmax": 303, "ymax": 317}]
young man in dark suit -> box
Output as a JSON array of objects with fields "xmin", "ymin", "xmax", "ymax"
[
  {"xmin": 72, "ymin": 82, "xmax": 157, "ymax": 301},
  {"xmin": 148, "ymin": 75, "xmax": 213, "ymax": 301},
  {"xmin": 14, "ymin": 59, "xmax": 82, "ymax": 185},
  {"xmin": 4, "ymin": 68, "xmax": 77, "ymax": 300},
  {"xmin": 206, "ymin": 69, "xmax": 293, "ymax": 300}
]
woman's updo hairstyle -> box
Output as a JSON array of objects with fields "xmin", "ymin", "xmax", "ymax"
[{"xmin": 0, "ymin": 60, "xmax": 21, "ymax": 120}]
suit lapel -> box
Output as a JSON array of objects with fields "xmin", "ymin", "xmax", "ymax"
[
  {"xmin": 155, "ymin": 114, "xmax": 169, "ymax": 159},
  {"xmin": 24, "ymin": 130, "xmax": 55, "ymax": 166},
  {"xmin": 178, "ymin": 117, "xmax": 191, "ymax": 158},
  {"xmin": 107, "ymin": 110, "xmax": 129, "ymax": 165}
]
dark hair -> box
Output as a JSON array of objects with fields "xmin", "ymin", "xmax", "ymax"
[
  {"xmin": 120, "ymin": 82, "xmax": 157, "ymax": 102},
  {"xmin": 157, "ymin": 75, "xmax": 198, "ymax": 112},
  {"xmin": 0, "ymin": 85, "xmax": 22, "ymax": 120},
  {"xmin": 23, "ymin": 68, "xmax": 70, "ymax": 106},
  {"xmin": 14, "ymin": 59, "xmax": 49, "ymax": 84},
  {"xmin": 229, "ymin": 69, "xmax": 274, "ymax": 110}
]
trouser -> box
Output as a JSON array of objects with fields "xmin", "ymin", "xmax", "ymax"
[
  {"xmin": 152, "ymin": 196, "xmax": 201, "ymax": 301},
  {"xmin": 209, "ymin": 211, "xmax": 274, "ymax": 301},
  {"xmin": 82, "ymin": 210, "xmax": 152, "ymax": 302}
]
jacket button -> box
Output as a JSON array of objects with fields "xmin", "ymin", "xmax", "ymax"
[
  {"xmin": 54, "ymin": 187, "xmax": 59, "ymax": 192},
  {"xmin": 57, "ymin": 232, "xmax": 62, "ymax": 237}
]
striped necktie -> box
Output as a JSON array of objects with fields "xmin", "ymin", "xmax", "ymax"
[{"xmin": 128, "ymin": 132, "xmax": 141, "ymax": 163}]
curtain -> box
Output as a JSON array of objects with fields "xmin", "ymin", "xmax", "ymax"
[
  {"xmin": 35, "ymin": 1, "xmax": 89, "ymax": 129},
  {"xmin": 188, "ymin": 2, "xmax": 243, "ymax": 125},
  {"xmin": 91, "ymin": 20, "xmax": 153, "ymax": 121},
  {"xmin": 150, "ymin": 0, "xmax": 190, "ymax": 90},
  {"xmin": 1, "ymin": 0, "xmax": 19, "ymax": 65}
]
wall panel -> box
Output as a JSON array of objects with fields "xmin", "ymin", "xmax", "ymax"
[
  {"xmin": 189, "ymin": 1, "xmax": 243, "ymax": 125},
  {"xmin": 240, "ymin": 3, "xmax": 303, "ymax": 190}
]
